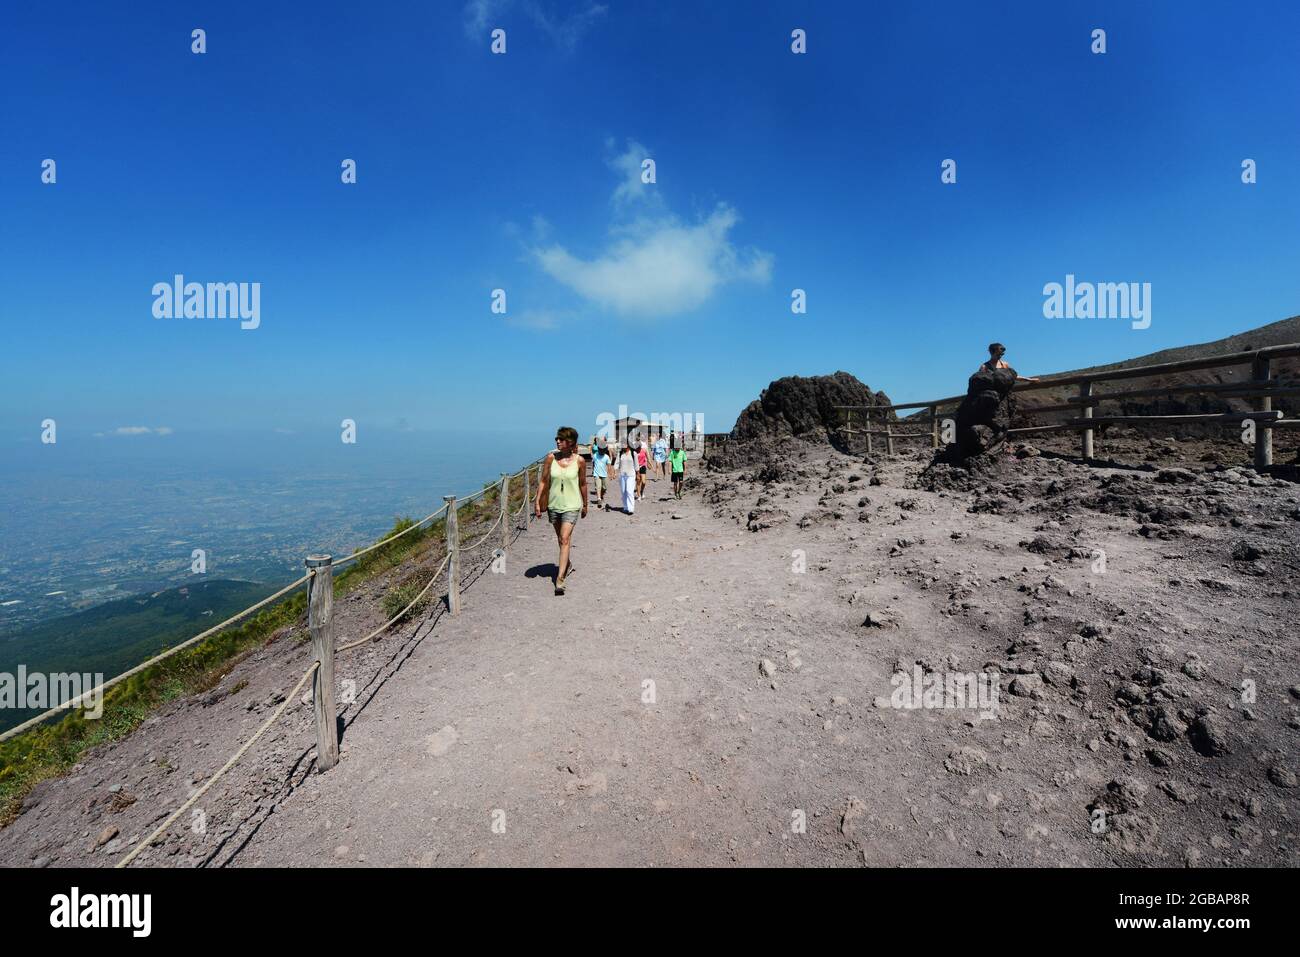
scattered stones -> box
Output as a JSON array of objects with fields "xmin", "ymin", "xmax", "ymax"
[
  {"xmin": 861, "ymin": 610, "xmax": 899, "ymax": 628},
  {"xmin": 1146, "ymin": 747, "xmax": 1177, "ymax": 768},
  {"xmin": 1042, "ymin": 661, "xmax": 1075, "ymax": 687},
  {"xmin": 1267, "ymin": 765, "xmax": 1298, "ymax": 789},
  {"xmin": 746, "ymin": 508, "xmax": 789, "ymax": 532},
  {"xmin": 1230, "ymin": 540, "xmax": 1270, "ymax": 562},
  {"xmin": 1155, "ymin": 468, "xmax": 1198, "ymax": 484},
  {"xmin": 944, "ymin": 746, "xmax": 989, "ymax": 776},
  {"xmin": 1029, "ymin": 719, "xmax": 1056, "ymax": 738},
  {"xmin": 1158, "ymin": 780, "xmax": 1198, "ymax": 804},
  {"xmin": 1009, "ymin": 674, "xmax": 1044, "ymax": 698},
  {"xmin": 1103, "ymin": 776, "xmax": 1149, "ymax": 813},
  {"xmin": 1187, "ymin": 714, "xmax": 1230, "ymax": 757},
  {"xmin": 1133, "ymin": 704, "xmax": 1185, "ymax": 743}
]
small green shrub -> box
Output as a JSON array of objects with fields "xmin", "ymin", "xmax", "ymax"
[{"xmin": 380, "ymin": 579, "xmax": 431, "ymax": 623}]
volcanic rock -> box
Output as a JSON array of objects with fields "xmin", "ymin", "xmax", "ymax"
[{"xmin": 731, "ymin": 372, "xmax": 890, "ymax": 444}]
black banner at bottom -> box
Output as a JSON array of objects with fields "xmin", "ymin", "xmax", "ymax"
[{"xmin": 0, "ymin": 866, "xmax": 1276, "ymax": 943}]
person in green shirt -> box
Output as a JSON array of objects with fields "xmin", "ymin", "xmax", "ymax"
[{"xmin": 668, "ymin": 447, "xmax": 686, "ymax": 499}]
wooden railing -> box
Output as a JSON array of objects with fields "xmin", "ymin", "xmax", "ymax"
[{"xmin": 837, "ymin": 342, "xmax": 1300, "ymax": 470}]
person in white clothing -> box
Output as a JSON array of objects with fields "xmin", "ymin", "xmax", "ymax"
[{"xmin": 617, "ymin": 439, "xmax": 637, "ymax": 514}]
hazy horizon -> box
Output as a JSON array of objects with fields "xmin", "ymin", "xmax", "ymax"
[{"xmin": 0, "ymin": 427, "xmax": 546, "ymax": 635}]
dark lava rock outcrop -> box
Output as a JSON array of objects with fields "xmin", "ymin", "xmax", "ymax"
[
  {"xmin": 731, "ymin": 372, "xmax": 890, "ymax": 443},
  {"xmin": 708, "ymin": 372, "xmax": 891, "ymax": 470}
]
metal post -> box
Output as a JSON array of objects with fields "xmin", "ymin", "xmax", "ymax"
[
  {"xmin": 443, "ymin": 496, "xmax": 461, "ymax": 615},
  {"xmin": 305, "ymin": 554, "xmax": 338, "ymax": 772}
]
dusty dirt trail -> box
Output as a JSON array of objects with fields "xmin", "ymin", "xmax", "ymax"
[
  {"xmin": 4, "ymin": 441, "xmax": 1296, "ymax": 867},
  {"xmin": 230, "ymin": 469, "xmax": 917, "ymax": 867}
]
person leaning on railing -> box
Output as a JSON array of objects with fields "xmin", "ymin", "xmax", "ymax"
[{"xmin": 980, "ymin": 342, "xmax": 1039, "ymax": 383}]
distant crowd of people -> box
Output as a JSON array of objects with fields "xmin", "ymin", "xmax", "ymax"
[{"xmin": 533, "ymin": 426, "xmax": 688, "ymax": 595}]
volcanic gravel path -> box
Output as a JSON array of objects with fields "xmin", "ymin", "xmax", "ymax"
[{"xmin": 3, "ymin": 443, "xmax": 1297, "ymax": 867}]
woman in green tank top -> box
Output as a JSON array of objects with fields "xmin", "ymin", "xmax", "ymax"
[{"xmin": 534, "ymin": 426, "xmax": 588, "ymax": 595}]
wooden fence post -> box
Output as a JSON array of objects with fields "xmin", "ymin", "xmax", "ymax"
[
  {"xmin": 845, "ymin": 409, "xmax": 853, "ymax": 451},
  {"xmin": 522, "ymin": 465, "xmax": 531, "ymax": 526},
  {"xmin": 1080, "ymin": 381, "xmax": 1094, "ymax": 462},
  {"xmin": 1253, "ymin": 354, "xmax": 1272, "ymax": 470},
  {"xmin": 499, "ymin": 473, "xmax": 510, "ymax": 551},
  {"xmin": 929, "ymin": 404, "xmax": 939, "ymax": 449},
  {"xmin": 864, "ymin": 408, "xmax": 873, "ymax": 455},
  {"xmin": 444, "ymin": 496, "xmax": 461, "ymax": 615},
  {"xmin": 884, "ymin": 413, "xmax": 895, "ymax": 457},
  {"xmin": 305, "ymin": 554, "xmax": 338, "ymax": 772}
]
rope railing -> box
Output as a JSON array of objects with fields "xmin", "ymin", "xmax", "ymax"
[
  {"xmin": 94, "ymin": 453, "xmax": 550, "ymax": 866},
  {"xmin": 460, "ymin": 514, "xmax": 504, "ymax": 552},
  {"xmin": 115, "ymin": 661, "xmax": 320, "ymax": 868},
  {"xmin": 336, "ymin": 552, "xmax": 452, "ymax": 653},
  {"xmin": 2, "ymin": 454, "xmax": 549, "ymax": 747},
  {"xmin": 0, "ymin": 570, "xmax": 316, "ymax": 744},
  {"xmin": 330, "ymin": 502, "xmax": 449, "ymax": 570}
]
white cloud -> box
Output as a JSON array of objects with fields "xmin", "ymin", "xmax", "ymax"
[
  {"xmin": 462, "ymin": 0, "xmax": 607, "ymax": 50},
  {"xmin": 462, "ymin": 0, "xmax": 503, "ymax": 37},
  {"xmin": 532, "ymin": 203, "xmax": 772, "ymax": 318},
  {"xmin": 608, "ymin": 139, "xmax": 661, "ymax": 209},
  {"xmin": 524, "ymin": 1, "xmax": 607, "ymax": 52}
]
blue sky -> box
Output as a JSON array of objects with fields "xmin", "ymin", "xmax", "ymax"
[{"xmin": 2, "ymin": 0, "xmax": 1298, "ymax": 443}]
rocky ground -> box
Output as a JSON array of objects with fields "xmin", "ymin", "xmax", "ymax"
[{"xmin": 1, "ymin": 434, "xmax": 1297, "ymax": 867}]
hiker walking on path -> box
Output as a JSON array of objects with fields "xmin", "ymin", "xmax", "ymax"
[
  {"xmin": 617, "ymin": 439, "xmax": 638, "ymax": 514},
  {"xmin": 590, "ymin": 440, "xmax": 611, "ymax": 510},
  {"xmin": 652, "ymin": 432, "xmax": 668, "ymax": 479},
  {"xmin": 635, "ymin": 440, "xmax": 649, "ymax": 499},
  {"xmin": 669, "ymin": 445, "xmax": 687, "ymax": 499},
  {"xmin": 535, "ymin": 426, "xmax": 587, "ymax": 595}
]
